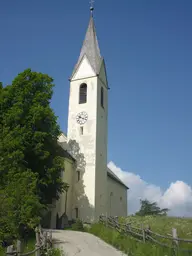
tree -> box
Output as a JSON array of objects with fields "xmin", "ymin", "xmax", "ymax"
[
  {"xmin": 135, "ymin": 199, "xmax": 169, "ymax": 216},
  {"xmin": 0, "ymin": 69, "xmax": 67, "ymax": 204},
  {"xmin": 0, "ymin": 171, "xmax": 43, "ymax": 242}
]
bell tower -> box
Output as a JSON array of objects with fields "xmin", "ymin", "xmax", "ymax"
[{"xmin": 67, "ymin": 6, "xmax": 109, "ymax": 222}]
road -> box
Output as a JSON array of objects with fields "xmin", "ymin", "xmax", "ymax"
[{"xmin": 51, "ymin": 230, "xmax": 127, "ymax": 256}]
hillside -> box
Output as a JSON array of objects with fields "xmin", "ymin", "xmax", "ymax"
[
  {"xmin": 122, "ymin": 215, "xmax": 192, "ymax": 238},
  {"xmin": 88, "ymin": 215, "xmax": 192, "ymax": 256}
]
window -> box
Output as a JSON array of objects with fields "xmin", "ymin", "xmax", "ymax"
[
  {"xmin": 120, "ymin": 197, "xmax": 122, "ymax": 202},
  {"xmin": 101, "ymin": 87, "xmax": 104, "ymax": 108},
  {"xmin": 75, "ymin": 207, "xmax": 79, "ymax": 219},
  {"xmin": 80, "ymin": 126, "xmax": 83, "ymax": 135},
  {"xmin": 60, "ymin": 168, "xmax": 65, "ymax": 178},
  {"xmin": 77, "ymin": 171, "xmax": 80, "ymax": 182},
  {"xmin": 79, "ymin": 83, "xmax": 87, "ymax": 104}
]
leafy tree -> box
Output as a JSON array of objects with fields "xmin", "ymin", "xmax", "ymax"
[
  {"xmin": 0, "ymin": 69, "xmax": 67, "ymax": 204},
  {"xmin": 0, "ymin": 171, "xmax": 43, "ymax": 242},
  {"xmin": 135, "ymin": 199, "xmax": 169, "ymax": 216}
]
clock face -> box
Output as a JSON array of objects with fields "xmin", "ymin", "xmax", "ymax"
[{"xmin": 76, "ymin": 111, "xmax": 88, "ymax": 125}]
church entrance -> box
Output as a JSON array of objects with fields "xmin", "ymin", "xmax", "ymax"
[{"xmin": 56, "ymin": 213, "xmax": 69, "ymax": 229}]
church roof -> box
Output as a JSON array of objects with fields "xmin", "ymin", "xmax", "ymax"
[
  {"xmin": 71, "ymin": 14, "xmax": 103, "ymax": 78},
  {"xmin": 107, "ymin": 168, "xmax": 129, "ymax": 190}
]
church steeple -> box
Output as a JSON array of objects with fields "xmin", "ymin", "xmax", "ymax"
[{"xmin": 71, "ymin": 8, "xmax": 102, "ymax": 79}]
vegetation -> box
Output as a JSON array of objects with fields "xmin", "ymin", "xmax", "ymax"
[
  {"xmin": 46, "ymin": 248, "xmax": 63, "ymax": 256},
  {"xmin": 88, "ymin": 216, "xmax": 192, "ymax": 256},
  {"xmin": 0, "ymin": 172, "xmax": 42, "ymax": 242},
  {"xmin": 71, "ymin": 219, "xmax": 85, "ymax": 232},
  {"xmin": 87, "ymin": 200, "xmax": 191, "ymax": 255},
  {"xmin": 0, "ymin": 238, "xmax": 36, "ymax": 256},
  {"xmin": 135, "ymin": 199, "xmax": 169, "ymax": 216},
  {"xmin": 121, "ymin": 215, "xmax": 192, "ymax": 239},
  {"xmin": 0, "ymin": 69, "xmax": 68, "ymax": 243}
]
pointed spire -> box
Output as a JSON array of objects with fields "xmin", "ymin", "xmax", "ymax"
[{"xmin": 71, "ymin": 7, "xmax": 102, "ymax": 79}]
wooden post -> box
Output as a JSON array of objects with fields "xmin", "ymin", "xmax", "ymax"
[
  {"xmin": 43, "ymin": 231, "xmax": 47, "ymax": 249},
  {"xmin": 6, "ymin": 245, "xmax": 14, "ymax": 256},
  {"xmin": 17, "ymin": 240, "xmax": 22, "ymax": 256},
  {"xmin": 145, "ymin": 224, "xmax": 150, "ymax": 239},
  {"xmin": 35, "ymin": 227, "xmax": 40, "ymax": 256},
  {"xmin": 47, "ymin": 231, "xmax": 52, "ymax": 249},
  {"xmin": 172, "ymin": 228, "xmax": 178, "ymax": 255},
  {"xmin": 126, "ymin": 223, "xmax": 130, "ymax": 233},
  {"xmin": 50, "ymin": 230, "xmax": 52, "ymax": 247},
  {"xmin": 141, "ymin": 224, "xmax": 146, "ymax": 243}
]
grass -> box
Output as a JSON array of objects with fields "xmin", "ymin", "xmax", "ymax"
[
  {"xmin": 0, "ymin": 247, "xmax": 4, "ymax": 256},
  {"xmin": 22, "ymin": 238, "xmax": 36, "ymax": 255},
  {"xmin": 0, "ymin": 238, "xmax": 63, "ymax": 256},
  {"xmin": 121, "ymin": 216, "xmax": 192, "ymax": 238},
  {"xmin": 87, "ymin": 216, "xmax": 192, "ymax": 256},
  {"xmin": 0, "ymin": 238, "xmax": 36, "ymax": 256}
]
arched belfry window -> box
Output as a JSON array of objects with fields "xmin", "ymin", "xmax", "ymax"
[
  {"xmin": 101, "ymin": 87, "xmax": 104, "ymax": 108},
  {"xmin": 79, "ymin": 83, "xmax": 87, "ymax": 104}
]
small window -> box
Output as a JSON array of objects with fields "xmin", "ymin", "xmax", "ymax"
[
  {"xmin": 80, "ymin": 126, "xmax": 83, "ymax": 135},
  {"xmin": 79, "ymin": 83, "xmax": 87, "ymax": 104},
  {"xmin": 101, "ymin": 87, "xmax": 104, "ymax": 108},
  {"xmin": 120, "ymin": 197, "xmax": 122, "ymax": 201},
  {"xmin": 77, "ymin": 171, "xmax": 80, "ymax": 182},
  {"xmin": 75, "ymin": 207, "xmax": 79, "ymax": 219},
  {"xmin": 60, "ymin": 168, "xmax": 65, "ymax": 178}
]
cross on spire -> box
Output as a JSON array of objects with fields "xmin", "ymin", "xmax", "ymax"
[{"xmin": 90, "ymin": 0, "xmax": 94, "ymax": 14}]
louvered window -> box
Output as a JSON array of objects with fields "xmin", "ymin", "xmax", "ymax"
[{"xmin": 79, "ymin": 83, "xmax": 87, "ymax": 104}]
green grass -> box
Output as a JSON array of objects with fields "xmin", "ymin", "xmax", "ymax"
[
  {"xmin": 0, "ymin": 238, "xmax": 36, "ymax": 256},
  {"xmin": 0, "ymin": 247, "xmax": 4, "ymax": 256},
  {"xmin": 121, "ymin": 216, "xmax": 192, "ymax": 238},
  {"xmin": 22, "ymin": 238, "xmax": 36, "ymax": 255},
  {"xmin": 0, "ymin": 238, "xmax": 63, "ymax": 256},
  {"xmin": 88, "ymin": 216, "xmax": 192, "ymax": 256}
]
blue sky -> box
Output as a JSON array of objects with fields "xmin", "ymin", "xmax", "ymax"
[{"xmin": 0, "ymin": 1, "xmax": 192, "ymax": 194}]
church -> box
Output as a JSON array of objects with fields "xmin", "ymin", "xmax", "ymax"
[{"xmin": 49, "ymin": 7, "xmax": 128, "ymax": 228}]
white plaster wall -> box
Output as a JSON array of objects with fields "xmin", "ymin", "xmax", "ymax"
[
  {"xmin": 94, "ymin": 78, "xmax": 108, "ymax": 220},
  {"xmin": 68, "ymin": 64, "xmax": 98, "ymax": 221},
  {"xmin": 72, "ymin": 56, "xmax": 96, "ymax": 80},
  {"xmin": 67, "ymin": 59, "xmax": 108, "ymax": 222},
  {"xmin": 49, "ymin": 201, "xmax": 57, "ymax": 229},
  {"xmin": 54, "ymin": 158, "xmax": 74, "ymax": 225},
  {"xmin": 107, "ymin": 176, "xmax": 128, "ymax": 217},
  {"xmin": 58, "ymin": 133, "xmax": 67, "ymax": 143}
]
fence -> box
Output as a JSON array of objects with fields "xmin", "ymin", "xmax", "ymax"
[
  {"xmin": 6, "ymin": 225, "xmax": 52, "ymax": 256},
  {"xmin": 99, "ymin": 215, "xmax": 192, "ymax": 254}
]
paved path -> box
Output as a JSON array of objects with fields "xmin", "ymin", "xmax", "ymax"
[{"xmin": 51, "ymin": 230, "xmax": 127, "ymax": 256}]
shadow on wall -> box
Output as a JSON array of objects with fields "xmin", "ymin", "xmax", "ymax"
[{"xmin": 63, "ymin": 139, "xmax": 95, "ymax": 224}]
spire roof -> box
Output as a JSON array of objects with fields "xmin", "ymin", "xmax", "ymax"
[{"xmin": 71, "ymin": 14, "xmax": 102, "ymax": 78}]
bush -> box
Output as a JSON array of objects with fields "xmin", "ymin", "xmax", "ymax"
[
  {"xmin": 71, "ymin": 219, "xmax": 84, "ymax": 231},
  {"xmin": 46, "ymin": 248, "xmax": 63, "ymax": 256}
]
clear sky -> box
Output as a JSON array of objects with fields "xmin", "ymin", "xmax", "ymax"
[{"xmin": 1, "ymin": 1, "xmax": 192, "ymax": 214}]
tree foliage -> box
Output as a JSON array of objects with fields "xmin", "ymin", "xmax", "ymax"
[
  {"xmin": 0, "ymin": 171, "xmax": 43, "ymax": 242},
  {"xmin": 0, "ymin": 69, "xmax": 71, "ymax": 242},
  {"xmin": 135, "ymin": 199, "xmax": 169, "ymax": 216},
  {"xmin": 0, "ymin": 69, "xmax": 66, "ymax": 205}
]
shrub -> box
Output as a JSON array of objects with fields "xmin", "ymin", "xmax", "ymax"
[
  {"xmin": 71, "ymin": 219, "xmax": 84, "ymax": 231},
  {"xmin": 47, "ymin": 248, "xmax": 63, "ymax": 256}
]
